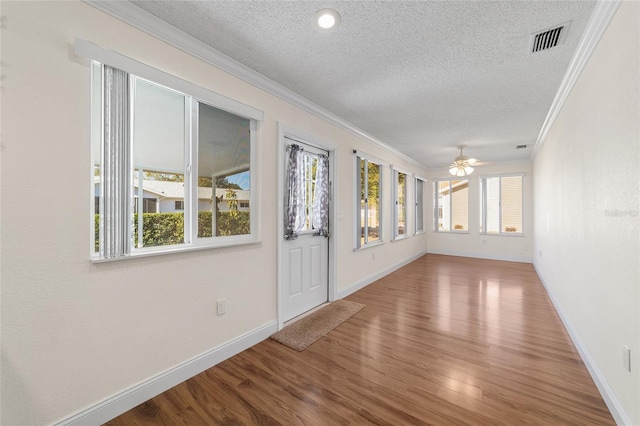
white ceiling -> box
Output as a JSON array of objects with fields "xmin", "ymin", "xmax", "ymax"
[{"xmin": 130, "ymin": 0, "xmax": 597, "ymax": 168}]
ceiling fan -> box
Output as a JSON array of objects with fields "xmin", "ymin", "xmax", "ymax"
[{"xmin": 449, "ymin": 145, "xmax": 477, "ymax": 177}]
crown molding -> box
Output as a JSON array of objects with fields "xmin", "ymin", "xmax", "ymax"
[
  {"xmin": 532, "ymin": 0, "xmax": 622, "ymax": 158},
  {"xmin": 83, "ymin": 0, "xmax": 425, "ymax": 168}
]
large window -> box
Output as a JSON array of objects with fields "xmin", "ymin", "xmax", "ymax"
[
  {"xmin": 355, "ymin": 153, "xmax": 383, "ymax": 248},
  {"xmin": 434, "ymin": 179, "xmax": 469, "ymax": 232},
  {"xmin": 415, "ymin": 177, "xmax": 425, "ymax": 234},
  {"xmin": 88, "ymin": 46, "xmax": 261, "ymax": 260},
  {"xmin": 392, "ymin": 167, "xmax": 408, "ymax": 240},
  {"xmin": 481, "ymin": 175, "xmax": 523, "ymax": 234}
]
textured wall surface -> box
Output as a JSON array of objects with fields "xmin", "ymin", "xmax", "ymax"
[
  {"xmin": 0, "ymin": 2, "xmax": 428, "ymax": 424},
  {"xmin": 533, "ymin": 1, "xmax": 640, "ymax": 423}
]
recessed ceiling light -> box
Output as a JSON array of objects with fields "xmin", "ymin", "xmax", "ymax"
[{"xmin": 315, "ymin": 9, "xmax": 341, "ymax": 30}]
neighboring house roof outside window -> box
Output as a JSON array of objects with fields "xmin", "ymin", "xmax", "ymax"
[{"xmin": 94, "ymin": 177, "xmax": 250, "ymax": 201}]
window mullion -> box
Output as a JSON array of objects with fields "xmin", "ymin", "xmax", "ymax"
[
  {"xmin": 185, "ymin": 97, "xmax": 195, "ymax": 244},
  {"xmin": 136, "ymin": 169, "xmax": 144, "ymax": 248},
  {"xmin": 437, "ymin": 182, "xmax": 439, "ymax": 231},
  {"xmin": 448, "ymin": 180, "xmax": 453, "ymax": 232},
  {"xmin": 498, "ymin": 178, "xmax": 503, "ymax": 234}
]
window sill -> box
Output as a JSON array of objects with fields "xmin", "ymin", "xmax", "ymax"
[
  {"xmin": 353, "ymin": 240, "xmax": 384, "ymax": 252},
  {"xmin": 91, "ymin": 238, "xmax": 262, "ymax": 263},
  {"xmin": 433, "ymin": 230, "xmax": 470, "ymax": 234},
  {"xmin": 391, "ymin": 234, "xmax": 410, "ymax": 242},
  {"xmin": 480, "ymin": 232, "xmax": 525, "ymax": 237}
]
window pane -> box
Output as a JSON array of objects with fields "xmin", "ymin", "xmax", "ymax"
[
  {"xmin": 198, "ymin": 102, "xmax": 251, "ymax": 237},
  {"xmin": 501, "ymin": 176, "xmax": 522, "ymax": 233},
  {"xmin": 485, "ymin": 177, "xmax": 500, "ymax": 233},
  {"xmin": 132, "ymin": 78, "xmax": 185, "ymax": 248},
  {"xmin": 437, "ymin": 181, "xmax": 451, "ymax": 231},
  {"xmin": 416, "ymin": 179, "xmax": 424, "ymax": 232},
  {"xmin": 397, "ymin": 172, "xmax": 406, "ymax": 236},
  {"xmin": 451, "ymin": 179, "xmax": 468, "ymax": 231},
  {"xmin": 359, "ymin": 158, "xmax": 366, "ymax": 246},
  {"xmin": 91, "ymin": 59, "xmax": 259, "ymax": 259},
  {"xmin": 367, "ymin": 161, "xmax": 380, "ymax": 243}
]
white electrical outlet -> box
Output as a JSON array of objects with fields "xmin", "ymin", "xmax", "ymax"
[
  {"xmin": 217, "ymin": 299, "xmax": 226, "ymax": 316},
  {"xmin": 622, "ymin": 345, "xmax": 631, "ymax": 372}
]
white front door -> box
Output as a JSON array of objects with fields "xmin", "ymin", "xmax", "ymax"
[{"xmin": 281, "ymin": 140, "xmax": 330, "ymax": 322}]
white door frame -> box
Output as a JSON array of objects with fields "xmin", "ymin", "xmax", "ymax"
[{"xmin": 277, "ymin": 122, "xmax": 337, "ymax": 330}]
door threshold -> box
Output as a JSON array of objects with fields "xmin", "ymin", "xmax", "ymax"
[{"xmin": 283, "ymin": 302, "xmax": 331, "ymax": 327}]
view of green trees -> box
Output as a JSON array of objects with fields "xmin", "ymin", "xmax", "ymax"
[
  {"xmin": 94, "ymin": 211, "xmax": 250, "ymax": 251},
  {"xmin": 94, "ymin": 172, "xmax": 250, "ymax": 251}
]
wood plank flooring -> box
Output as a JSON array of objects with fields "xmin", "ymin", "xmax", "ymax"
[{"xmin": 106, "ymin": 254, "xmax": 614, "ymax": 425}]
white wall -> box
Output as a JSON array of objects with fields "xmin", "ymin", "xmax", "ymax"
[
  {"xmin": 533, "ymin": 1, "xmax": 639, "ymax": 424},
  {"xmin": 0, "ymin": 2, "xmax": 428, "ymax": 424},
  {"xmin": 427, "ymin": 162, "xmax": 534, "ymax": 262}
]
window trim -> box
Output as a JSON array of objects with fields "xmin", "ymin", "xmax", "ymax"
[
  {"xmin": 82, "ymin": 39, "xmax": 264, "ymax": 261},
  {"xmin": 480, "ymin": 173, "xmax": 525, "ymax": 236},
  {"xmin": 354, "ymin": 151, "xmax": 387, "ymax": 250},
  {"xmin": 433, "ymin": 178, "xmax": 469, "ymax": 233},
  {"xmin": 76, "ymin": 39, "xmax": 263, "ymax": 122},
  {"xmin": 414, "ymin": 175, "xmax": 426, "ymax": 235},
  {"xmin": 391, "ymin": 165, "xmax": 410, "ymax": 241}
]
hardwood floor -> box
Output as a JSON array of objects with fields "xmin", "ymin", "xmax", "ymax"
[{"xmin": 106, "ymin": 254, "xmax": 614, "ymax": 425}]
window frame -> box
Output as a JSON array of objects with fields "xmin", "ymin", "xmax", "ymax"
[
  {"xmin": 480, "ymin": 173, "xmax": 524, "ymax": 236},
  {"xmin": 81, "ymin": 39, "xmax": 264, "ymax": 261},
  {"xmin": 414, "ymin": 175, "xmax": 426, "ymax": 235},
  {"xmin": 354, "ymin": 151, "xmax": 387, "ymax": 250},
  {"xmin": 433, "ymin": 178, "xmax": 469, "ymax": 233},
  {"xmin": 391, "ymin": 165, "xmax": 410, "ymax": 241}
]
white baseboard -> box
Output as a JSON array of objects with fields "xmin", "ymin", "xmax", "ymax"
[
  {"xmin": 54, "ymin": 321, "xmax": 278, "ymax": 426},
  {"xmin": 336, "ymin": 250, "xmax": 428, "ymax": 299},
  {"xmin": 533, "ymin": 262, "xmax": 631, "ymax": 426},
  {"xmin": 427, "ymin": 249, "xmax": 532, "ymax": 264}
]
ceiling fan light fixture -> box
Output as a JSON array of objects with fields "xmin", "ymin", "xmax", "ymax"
[
  {"xmin": 449, "ymin": 145, "xmax": 477, "ymax": 177},
  {"xmin": 315, "ymin": 9, "xmax": 341, "ymax": 30}
]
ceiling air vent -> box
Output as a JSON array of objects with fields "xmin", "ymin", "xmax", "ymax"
[{"xmin": 530, "ymin": 23, "xmax": 569, "ymax": 53}]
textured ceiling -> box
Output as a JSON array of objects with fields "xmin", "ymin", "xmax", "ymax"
[{"xmin": 131, "ymin": 1, "xmax": 597, "ymax": 168}]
